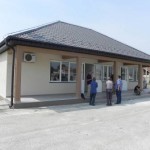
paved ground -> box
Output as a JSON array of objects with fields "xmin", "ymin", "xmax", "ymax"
[{"xmin": 1, "ymin": 97, "xmax": 150, "ymax": 150}]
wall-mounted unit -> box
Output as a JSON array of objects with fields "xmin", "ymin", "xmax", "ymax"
[{"xmin": 24, "ymin": 53, "xmax": 36, "ymax": 62}]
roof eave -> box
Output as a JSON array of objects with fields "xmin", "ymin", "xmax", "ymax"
[{"xmin": 1, "ymin": 36, "xmax": 150, "ymax": 63}]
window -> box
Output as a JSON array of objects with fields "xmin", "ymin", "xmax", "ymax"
[
  {"xmin": 134, "ymin": 68, "xmax": 138, "ymax": 81},
  {"xmin": 95, "ymin": 64, "xmax": 103, "ymax": 80},
  {"xmin": 121, "ymin": 67, "xmax": 128, "ymax": 80},
  {"xmin": 50, "ymin": 61, "xmax": 76, "ymax": 82},
  {"xmin": 50, "ymin": 61, "xmax": 60, "ymax": 81},
  {"xmin": 70, "ymin": 63, "xmax": 76, "ymax": 81},
  {"xmin": 128, "ymin": 67, "xmax": 138, "ymax": 81},
  {"xmin": 102, "ymin": 65, "xmax": 113, "ymax": 81},
  {"xmin": 61, "ymin": 62, "xmax": 69, "ymax": 81}
]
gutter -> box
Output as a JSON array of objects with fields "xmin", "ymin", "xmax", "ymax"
[
  {"xmin": 8, "ymin": 37, "xmax": 150, "ymax": 63},
  {"xmin": 1, "ymin": 36, "xmax": 150, "ymax": 63},
  {"xmin": 5, "ymin": 37, "xmax": 16, "ymax": 108}
]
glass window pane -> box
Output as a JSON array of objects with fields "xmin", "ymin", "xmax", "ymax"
[
  {"xmin": 103, "ymin": 66, "xmax": 107, "ymax": 80},
  {"xmin": 121, "ymin": 68, "xmax": 126, "ymax": 80},
  {"xmin": 95, "ymin": 64, "xmax": 102, "ymax": 80},
  {"xmin": 134, "ymin": 68, "xmax": 137, "ymax": 81},
  {"xmin": 128, "ymin": 68, "xmax": 134, "ymax": 81},
  {"xmin": 70, "ymin": 63, "xmax": 76, "ymax": 81},
  {"xmin": 135, "ymin": 68, "xmax": 138, "ymax": 81},
  {"xmin": 108, "ymin": 66, "xmax": 112, "ymax": 77},
  {"xmin": 50, "ymin": 62, "xmax": 60, "ymax": 81},
  {"xmin": 61, "ymin": 62, "xmax": 69, "ymax": 81}
]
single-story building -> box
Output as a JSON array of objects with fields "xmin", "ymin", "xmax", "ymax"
[
  {"xmin": 143, "ymin": 67, "xmax": 150, "ymax": 84},
  {"xmin": 0, "ymin": 21, "xmax": 150, "ymax": 107}
]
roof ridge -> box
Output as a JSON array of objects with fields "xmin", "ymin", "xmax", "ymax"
[
  {"xmin": 58, "ymin": 21, "xmax": 96, "ymax": 32},
  {"xmin": 11, "ymin": 20, "xmax": 61, "ymax": 37},
  {"xmin": 58, "ymin": 21, "xmax": 148, "ymax": 55},
  {"xmin": 3, "ymin": 20, "xmax": 149, "ymax": 60}
]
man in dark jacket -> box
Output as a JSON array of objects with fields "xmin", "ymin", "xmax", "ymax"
[{"xmin": 89, "ymin": 77, "xmax": 98, "ymax": 106}]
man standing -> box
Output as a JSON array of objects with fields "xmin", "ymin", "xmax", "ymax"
[
  {"xmin": 115, "ymin": 75, "xmax": 123, "ymax": 104},
  {"xmin": 89, "ymin": 77, "xmax": 98, "ymax": 106},
  {"xmin": 106, "ymin": 77, "xmax": 113, "ymax": 106}
]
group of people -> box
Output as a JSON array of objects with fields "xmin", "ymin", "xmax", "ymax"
[
  {"xmin": 86, "ymin": 72, "xmax": 123, "ymax": 106},
  {"xmin": 106, "ymin": 75, "xmax": 122, "ymax": 106}
]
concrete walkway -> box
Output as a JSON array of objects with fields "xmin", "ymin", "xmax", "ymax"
[{"xmin": 0, "ymin": 97, "xmax": 150, "ymax": 150}]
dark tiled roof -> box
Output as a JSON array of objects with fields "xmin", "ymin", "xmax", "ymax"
[{"xmin": 10, "ymin": 21, "xmax": 150, "ymax": 60}]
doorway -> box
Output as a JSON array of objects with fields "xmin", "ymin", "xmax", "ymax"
[
  {"xmin": 121, "ymin": 67, "xmax": 128, "ymax": 91},
  {"xmin": 81, "ymin": 63, "xmax": 94, "ymax": 94}
]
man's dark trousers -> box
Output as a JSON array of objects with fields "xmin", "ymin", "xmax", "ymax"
[
  {"xmin": 116, "ymin": 90, "xmax": 121, "ymax": 104},
  {"xmin": 106, "ymin": 89, "xmax": 112, "ymax": 105},
  {"xmin": 90, "ymin": 93, "xmax": 96, "ymax": 105}
]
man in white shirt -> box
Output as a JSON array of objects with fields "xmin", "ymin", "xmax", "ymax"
[{"xmin": 106, "ymin": 77, "xmax": 113, "ymax": 106}]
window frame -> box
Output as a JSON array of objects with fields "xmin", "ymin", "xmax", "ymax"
[
  {"xmin": 128, "ymin": 67, "xmax": 138, "ymax": 82},
  {"xmin": 50, "ymin": 61, "xmax": 76, "ymax": 82},
  {"xmin": 102, "ymin": 65, "xmax": 113, "ymax": 81}
]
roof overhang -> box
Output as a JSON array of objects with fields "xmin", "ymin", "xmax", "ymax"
[{"xmin": 1, "ymin": 36, "xmax": 150, "ymax": 64}]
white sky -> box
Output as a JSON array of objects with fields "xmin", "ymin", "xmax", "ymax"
[{"xmin": 0, "ymin": 0, "xmax": 150, "ymax": 54}]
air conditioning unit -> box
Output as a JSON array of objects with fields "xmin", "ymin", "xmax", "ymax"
[{"xmin": 24, "ymin": 53, "xmax": 36, "ymax": 62}]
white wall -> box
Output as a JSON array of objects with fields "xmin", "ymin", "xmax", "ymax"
[
  {"xmin": 143, "ymin": 75, "xmax": 150, "ymax": 84},
  {"xmin": 21, "ymin": 53, "xmax": 76, "ymax": 95},
  {"xmin": 0, "ymin": 52, "xmax": 7, "ymax": 97},
  {"xmin": 6, "ymin": 52, "xmax": 12, "ymax": 96},
  {"xmin": 128, "ymin": 82, "xmax": 137, "ymax": 90}
]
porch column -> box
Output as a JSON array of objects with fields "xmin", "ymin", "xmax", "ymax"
[
  {"xmin": 113, "ymin": 61, "xmax": 120, "ymax": 82},
  {"xmin": 14, "ymin": 49, "xmax": 23, "ymax": 102},
  {"xmin": 138, "ymin": 64, "xmax": 143, "ymax": 89},
  {"xmin": 76, "ymin": 56, "xmax": 82, "ymax": 99}
]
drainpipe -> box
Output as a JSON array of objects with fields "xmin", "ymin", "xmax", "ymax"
[{"xmin": 5, "ymin": 38, "xmax": 16, "ymax": 108}]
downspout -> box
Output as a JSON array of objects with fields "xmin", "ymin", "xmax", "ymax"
[{"xmin": 5, "ymin": 38, "xmax": 16, "ymax": 108}]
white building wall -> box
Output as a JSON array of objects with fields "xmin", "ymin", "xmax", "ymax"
[
  {"xmin": 0, "ymin": 52, "xmax": 7, "ymax": 97},
  {"xmin": 6, "ymin": 52, "xmax": 13, "ymax": 96},
  {"xmin": 21, "ymin": 53, "xmax": 76, "ymax": 95},
  {"xmin": 128, "ymin": 82, "xmax": 137, "ymax": 90}
]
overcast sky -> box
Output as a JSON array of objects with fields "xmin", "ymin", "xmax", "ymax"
[{"xmin": 0, "ymin": 0, "xmax": 150, "ymax": 54}]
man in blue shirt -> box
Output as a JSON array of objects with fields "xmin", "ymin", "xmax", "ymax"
[
  {"xmin": 90, "ymin": 77, "xmax": 98, "ymax": 106},
  {"xmin": 115, "ymin": 75, "xmax": 123, "ymax": 104}
]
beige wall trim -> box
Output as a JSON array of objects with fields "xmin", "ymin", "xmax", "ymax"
[
  {"xmin": 17, "ymin": 46, "xmax": 150, "ymax": 66},
  {"xmin": 113, "ymin": 61, "xmax": 120, "ymax": 82},
  {"xmin": 14, "ymin": 48, "xmax": 23, "ymax": 102},
  {"xmin": 138, "ymin": 64, "xmax": 143, "ymax": 89},
  {"xmin": 76, "ymin": 57, "xmax": 82, "ymax": 98}
]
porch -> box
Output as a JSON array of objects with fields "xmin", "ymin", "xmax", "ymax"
[{"xmin": 5, "ymin": 89, "xmax": 150, "ymax": 108}]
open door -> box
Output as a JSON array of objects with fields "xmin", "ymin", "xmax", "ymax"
[
  {"xmin": 81, "ymin": 63, "xmax": 102, "ymax": 93},
  {"xmin": 94, "ymin": 64, "xmax": 102, "ymax": 92},
  {"xmin": 121, "ymin": 67, "xmax": 128, "ymax": 91},
  {"xmin": 81, "ymin": 63, "xmax": 94, "ymax": 94}
]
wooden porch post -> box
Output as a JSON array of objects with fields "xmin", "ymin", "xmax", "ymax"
[
  {"xmin": 14, "ymin": 49, "xmax": 23, "ymax": 102},
  {"xmin": 113, "ymin": 61, "xmax": 119, "ymax": 83},
  {"xmin": 76, "ymin": 56, "xmax": 82, "ymax": 99},
  {"xmin": 138, "ymin": 64, "xmax": 143, "ymax": 89}
]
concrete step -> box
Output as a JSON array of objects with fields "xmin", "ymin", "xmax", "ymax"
[
  {"xmin": 1, "ymin": 90, "xmax": 150, "ymax": 109},
  {"xmin": 13, "ymin": 93, "xmax": 150, "ymax": 109}
]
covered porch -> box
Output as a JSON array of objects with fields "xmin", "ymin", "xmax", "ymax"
[
  {"xmin": 6, "ymin": 89, "xmax": 150, "ymax": 108},
  {"xmin": 5, "ymin": 44, "xmax": 149, "ymax": 109}
]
